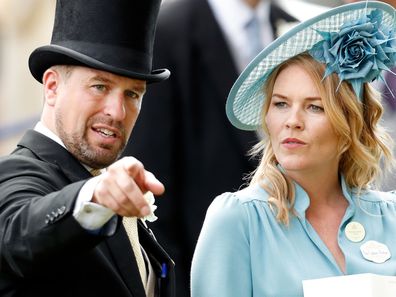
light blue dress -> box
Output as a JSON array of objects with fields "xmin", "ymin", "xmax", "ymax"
[{"xmin": 191, "ymin": 178, "xmax": 396, "ymax": 297}]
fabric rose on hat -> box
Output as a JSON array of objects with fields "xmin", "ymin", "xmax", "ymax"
[{"xmin": 309, "ymin": 9, "xmax": 396, "ymax": 99}]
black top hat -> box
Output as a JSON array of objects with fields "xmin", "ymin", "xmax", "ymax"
[{"xmin": 29, "ymin": 0, "xmax": 169, "ymax": 83}]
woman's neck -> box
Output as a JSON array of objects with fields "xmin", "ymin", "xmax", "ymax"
[{"xmin": 287, "ymin": 168, "xmax": 343, "ymax": 206}]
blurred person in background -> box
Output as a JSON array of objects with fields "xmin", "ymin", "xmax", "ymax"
[{"xmin": 123, "ymin": 0, "xmax": 298, "ymax": 295}]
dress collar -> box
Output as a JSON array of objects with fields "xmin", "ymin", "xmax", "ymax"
[{"xmin": 293, "ymin": 175, "xmax": 354, "ymax": 218}]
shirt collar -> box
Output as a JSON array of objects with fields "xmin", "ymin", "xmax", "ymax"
[
  {"xmin": 34, "ymin": 121, "xmax": 98, "ymax": 172},
  {"xmin": 207, "ymin": 0, "xmax": 271, "ymax": 34},
  {"xmin": 293, "ymin": 175, "xmax": 354, "ymax": 218},
  {"xmin": 34, "ymin": 121, "xmax": 66, "ymax": 149}
]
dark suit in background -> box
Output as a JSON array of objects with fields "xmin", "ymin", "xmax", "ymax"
[{"xmin": 124, "ymin": 0, "xmax": 298, "ymax": 295}]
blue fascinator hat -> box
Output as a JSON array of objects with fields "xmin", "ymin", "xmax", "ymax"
[{"xmin": 226, "ymin": 1, "xmax": 396, "ymax": 131}]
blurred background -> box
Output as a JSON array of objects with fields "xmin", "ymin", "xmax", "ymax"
[
  {"xmin": 0, "ymin": 0, "xmax": 343, "ymax": 156},
  {"xmin": 0, "ymin": 0, "xmax": 55, "ymax": 155}
]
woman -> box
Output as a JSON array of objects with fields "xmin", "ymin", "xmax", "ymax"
[{"xmin": 191, "ymin": 2, "xmax": 396, "ymax": 296}]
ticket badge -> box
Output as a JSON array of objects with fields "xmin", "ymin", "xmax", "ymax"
[
  {"xmin": 345, "ymin": 221, "xmax": 365, "ymax": 243},
  {"xmin": 360, "ymin": 240, "xmax": 391, "ymax": 264}
]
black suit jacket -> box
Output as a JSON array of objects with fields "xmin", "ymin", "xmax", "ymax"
[
  {"xmin": 124, "ymin": 0, "xmax": 297, "ymax": 295},
  {"xmin": 0, "ymin": 130, "xmax": 175, "ymax": 297}
]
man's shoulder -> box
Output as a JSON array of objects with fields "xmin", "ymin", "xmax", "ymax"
[{"xmin": 0, "ymin": 148, "xmax": 60, "ymax": 184}]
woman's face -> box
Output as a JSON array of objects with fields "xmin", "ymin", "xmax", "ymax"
[{"xmin": 265, "ymin": 64, "xmax": 340, "ymax": 177}]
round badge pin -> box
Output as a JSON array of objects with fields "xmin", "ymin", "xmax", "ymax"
[
  {"xmin": 345, "ymin": 221, "xmax": 365, "ymax": 242},
  {"xmin": 360, "ymin": 240, "xmax": 391, "ymax": 264}
]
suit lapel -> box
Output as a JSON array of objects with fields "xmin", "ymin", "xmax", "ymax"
[
  {"xmin": 138, "ymin": 220, "xmax": 175, "ymax": 297},
  {"xmin": 105, "ymin": 219, "xmax": 175, "ymax": 297},
  {"xmin": 269, "ymin": 3, "xmax": 299, "ymax": 38}
]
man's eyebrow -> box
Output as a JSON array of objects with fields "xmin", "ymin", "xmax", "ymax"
[
  {"xmin": 132, "ymin": 84, "xmax": 146, "ymax": 95},
  {"xmin": 88, "ymin": 75, "xmax": 113, "ymax": 84}
]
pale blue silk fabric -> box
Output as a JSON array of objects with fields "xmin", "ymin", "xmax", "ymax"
[{"xmin": 191, "ymin": 178, "xmax": 396, "ymax": 297}]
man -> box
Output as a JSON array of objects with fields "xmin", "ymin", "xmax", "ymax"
[
  {"xmin": 0, "ymin": 1, "xmax": 174, "ymax": 297},
  {"xmin": 123, "ymin": 0, "xmax": 297, "ymax": 295}
]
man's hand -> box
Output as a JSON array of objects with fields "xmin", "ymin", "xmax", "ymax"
[{"xmin": 92, "ymin": 156, "xmax": 164, "ymax": 217}]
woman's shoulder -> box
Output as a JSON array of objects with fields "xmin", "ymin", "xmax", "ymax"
[
  {"xmin": 206, "ymin": 184, "xmax": 271, "ymax": 219},
  {"xmin": 212, "ymin": 184, "xmax": 271, "ymax": 206},
  {"xmin": 203, "ymin": 185, "xmax": 273, "ymax": 238}
]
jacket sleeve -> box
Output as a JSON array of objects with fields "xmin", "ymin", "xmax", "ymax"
[
  {"xmin": 191, "ymin": 192, "xmax": 252, "ymax": 297},
  {"xmin": 0, "ymin": 155, "xmax": 102, "ymax": 278}
]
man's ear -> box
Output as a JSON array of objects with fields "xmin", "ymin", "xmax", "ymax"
[{"xmin": 42, "ymin": 68, "xmax": 60, "ymax": 107}]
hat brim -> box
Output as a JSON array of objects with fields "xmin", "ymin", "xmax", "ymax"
[
  {"xmin": 226, "ymin": 1, "xmax": 396, "ymax": 131},
  {"xmin": 29, "ymin": 45, "xmax": 170, "ymax": 84}
]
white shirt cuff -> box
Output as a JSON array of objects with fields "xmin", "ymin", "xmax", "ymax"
[{"xmin": 73, "ymin": 176, "xmax": 115, "ymax": 230}]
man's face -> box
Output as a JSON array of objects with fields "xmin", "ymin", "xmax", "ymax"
[{"xmin": 45, "ymin": 66, "xmax": 146, "ymax": 168}]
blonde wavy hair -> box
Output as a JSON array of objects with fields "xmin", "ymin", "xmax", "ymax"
[{"xmin": 249, "ymin": 52, "xmax": 394, "ymax": 225}]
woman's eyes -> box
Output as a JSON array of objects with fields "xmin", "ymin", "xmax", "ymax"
[
  {"xmin": 272, "ymin": 101, "xmax": 324, "ymax": 112},
  {"xmin": 274, "ymin": 101, "xmax": 288, "ymax": 108},
  {"xmin": 308, "ymin": 104, "xmax": 324, "ymax": 112}
]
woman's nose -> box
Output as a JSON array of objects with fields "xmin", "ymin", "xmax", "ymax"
[{"xmin": 285, "ymin": 108, "xmax": 304, "ymax": 130}]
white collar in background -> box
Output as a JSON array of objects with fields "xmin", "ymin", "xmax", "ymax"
[
  {"xmin": 208, "ymin": 0, "xmax": 271, "ymax": 33},
  {"xmin": 207, "ymin": 0, "xmax": 273, "ymax": 72}
]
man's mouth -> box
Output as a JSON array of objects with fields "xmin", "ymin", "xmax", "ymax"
[{"xmin": 93, "ymin": 127, "xmax": 117, "ymax": 138}]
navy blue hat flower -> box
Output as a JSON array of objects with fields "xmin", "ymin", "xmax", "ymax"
[
  {"xmin": 310, "ymin": 8, "xmax": 396, "ymax": 99},
  {"xmin": 226, "ymin": 1, "xmax": 396, "ymax": 131}
]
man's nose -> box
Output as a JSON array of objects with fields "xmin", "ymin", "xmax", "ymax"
[{"xmin": 103, "ymin": 94, "xmax": 126, "ymax": 121}]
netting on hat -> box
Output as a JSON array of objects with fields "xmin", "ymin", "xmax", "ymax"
[{"xmin": 227, "ymin": 2, "xmax": 396, "ymax": 131}]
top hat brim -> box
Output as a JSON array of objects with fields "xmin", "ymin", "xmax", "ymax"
[
  {"xmin": 29, "ymin": 45, "xmax": 170, "ymax": 84},
  {"xmin": 226, "ymin": 1, "xmax": 396, "ymax": 131}
]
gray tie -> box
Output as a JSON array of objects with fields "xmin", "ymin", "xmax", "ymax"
[{"xmin": 245, "ymin": 14, "xmax": 264, "ymax": 62}]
